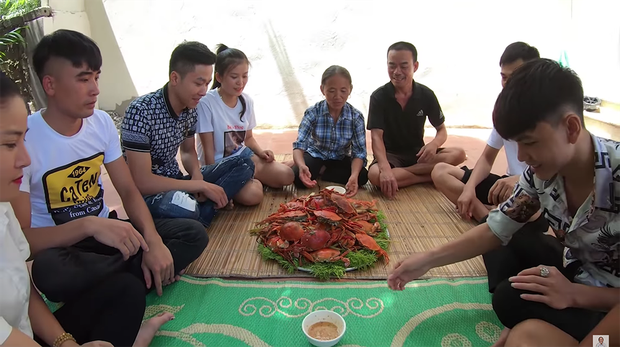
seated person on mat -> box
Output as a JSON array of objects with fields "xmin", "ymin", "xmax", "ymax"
[
  {"xmin": 433, "ymin": 43, "xmax": 548, "ymax": 295},
  {"xmin": 504, "ymin": 304, "xmax": 619, "ymax": 347},
  {"xmin": 122, "ymin": 42, "xmax": 255, "ymax": 225},
  {"xmin": 12, "ymin": 30, "xmax": 208, "ymax": 310},
  {"xmin": 388, "ymin": 59, "xmax": 619, "ymax": 347},
  {"xmin": 292, "ymin": 65, "xmax": 368, "ymax": 197},
  {"xmin": 432, "ymin": 42, "xmax": 540, "ymax": 223},
  {"xmin": 0, "ymin": 73, "xmax": 170, "ymax": 346},
  {"xmin": 196, "ymin": 44, "xmax": 294, "ymax": 203},
  {"xmin": 367, "ymin": 41, "xmax": 466, "ymax": 199}
]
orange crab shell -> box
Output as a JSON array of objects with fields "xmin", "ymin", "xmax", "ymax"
[
  {"xmin": 299, "ymin": 229, "xmax": 331, "ymax": 251},
  {"xmin": 330, "ymin": 193, "xmax": 356, "ymax": 214},
  {"xmin": 304, "ymin": 248, "xmax": 351, "ymax": 267},
  {"xmin": 355, "ymin": 220, "xmax": 382, "ymax": 235},
  {"xmin": 266, "ymin": 236, "xmax": 289, "ymax": 250},
  {"xmin": 278, "ymin": 201, "xmax": 305, "ymax": 212},
  {"xmin": 313, "ymin": 210, "xmax": 342, "ymax": 222},
  {"xmin": 355, "ymin": 233, "xmax": 389, "ymax": 263},
  {"xmin": 259, "ymin": 210, "xmax": 307, "ymax": 224},
  {"xmin": 310, "ymin": 248, "xmax": 341, "ymax": 260},
  {"xmin": 279, "ymin": 221, "xmax": 305, "ymax": 241}
]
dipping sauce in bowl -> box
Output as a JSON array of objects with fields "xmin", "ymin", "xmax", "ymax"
[
  {"xmin": 302, "ymin": 310, "xmax": 346, "ymax": 347},
  {"xmin": 308, "ymin": 321, "xmax": 339, "ymax": 340}
]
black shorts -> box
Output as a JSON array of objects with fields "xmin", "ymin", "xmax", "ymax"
[
  {"xmin": 369, "ymin": 148, "xmax": 445, "ymax": 168},
  {"xmin": 460, "ymin": 166, "xmax": 508, "ymax": 205}
]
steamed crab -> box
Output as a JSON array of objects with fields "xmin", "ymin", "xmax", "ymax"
[{"xmin": 251, "ymin": 189, "xmax": 389, "ymax": 269}]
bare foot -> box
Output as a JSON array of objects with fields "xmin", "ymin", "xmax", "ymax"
[
  {"xmin": 283, "ymin": 160, "xmax": 294, "ymax": 168},
  {"xmin": 174, "ymin": 269, "xmax": 186, "ymax": 282},
  {"xmin": 164, "ymin": 269, "xmax": 186, "ymax": 286},
  {"xmin": 133, "ymin": 312, "xmax": 174, "ymax": 347},
  {"xmin": 224, "ymin": 199, "xmax": 235, "ymax": 210},
  {"xmin": 490, "ymin": 327, "xmax": 510, "ymax": 347}
]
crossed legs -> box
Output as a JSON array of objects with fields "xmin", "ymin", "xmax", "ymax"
[
  {"xmin": 368, "ymin": 147, "xmax": 466, "ymax": 189},
  {"xmin": 431, "ymin": 162, "xmax": 491, "ymax": 221}
]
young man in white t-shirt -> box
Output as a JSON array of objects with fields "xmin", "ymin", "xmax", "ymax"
[
  {"xmin": 431, "ymin": 42, "xmax": 547, "ymax": 294},
  {"xmin": 431, "ymin": 42, "xmax": 541, "ymax": 223},
  {"xmin": 1, "ymin": 70, "xmax": 175, "ymax": 347},
  {"xmin": 11, "ymin": 30, "xmax": 208, "ymax": 308}
]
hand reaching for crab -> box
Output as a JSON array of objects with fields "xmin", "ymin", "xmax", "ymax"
[
  {"xmin": 298, "ymin": 165, "xmax": 317, "ymax": 188},
  {"xmin": 388, "ymin": 252, "xmax": 432, "ymax": 291},
  {"xmin": 345, "ymin": 175, "xmax": 358, "ymax": 197}
]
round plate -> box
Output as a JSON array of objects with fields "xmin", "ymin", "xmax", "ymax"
[
  {"xmin": 297, "ymin": 229, "xmax": 390, "ymax": 273},
  {"xmin": 325, "ymin": 186, "xmax": 346, "ymax": 194}
]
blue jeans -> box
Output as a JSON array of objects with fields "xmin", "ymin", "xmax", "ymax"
[
  {"xmin": 144, "ymin": 156, "xmax": 254, "ymax": 226},
  {"xmin": 216, "ymin": 146, "xmax": 254, "ymax": 163}
]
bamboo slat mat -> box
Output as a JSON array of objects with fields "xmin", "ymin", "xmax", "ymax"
[{"xmin": 185, "ymin": 155, "xmax": 486, "ymax": 279}]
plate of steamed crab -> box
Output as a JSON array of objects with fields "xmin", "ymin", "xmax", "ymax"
[{"xmin": 250, "ymin": 188, "xmax": 390, "ymax": 278}]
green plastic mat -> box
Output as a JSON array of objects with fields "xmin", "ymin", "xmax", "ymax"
[{"xmin": 144, "ymin": 276, "xmax": 503, "ymax": 347}]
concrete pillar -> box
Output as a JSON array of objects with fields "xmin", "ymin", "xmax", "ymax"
[
  {"xmin": 39, "ymin": 0, "xmax": 138, "ymax": 113},
  {"xmin": 42, "ymin": 0, "xmax": 91, "ymax": 36},
  {"xmin": 85, "ymin": 0, "xmax": 138, "ymax": 113}
]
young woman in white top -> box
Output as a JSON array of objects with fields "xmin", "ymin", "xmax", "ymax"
[
  {"xmin": 196, "ymin": 45, "xmax": 294, "ymax": 205},
  {"xmin": 0, "ymin": 74, "xmax": 172, "ymax": 346}
]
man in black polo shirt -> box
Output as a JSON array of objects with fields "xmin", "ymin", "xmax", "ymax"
[
  {"xmin": 122, "ymin": 41, "xmax": 255, "ymax": 227},
  {"xmin": 368, "ymin": 41, "xmax": 466, "ymax": 198}
]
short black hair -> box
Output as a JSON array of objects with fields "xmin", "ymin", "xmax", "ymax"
[
  {"xmin": 0, "ymin": 71, "xmax": 22, "ymax": 106},
  {"xmin": 499, "ymin": 42, "xmax": 540, "ymax": 66},
  {"xmin": 493, "ymin": 58, "xmax": 584, "ymax": 140},
  {"xmin": 169, "ymin": 41, "xmax": 217, "ymax": 77},
  {"xmin": 387, "ymin": 41, "xmax": 418, "ymax": 62},
  {"xmin": 33, "ymin": 29, "xmax": 102, "ymax": 82}
]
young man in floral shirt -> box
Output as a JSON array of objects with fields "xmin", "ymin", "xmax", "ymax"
[{"xmin": 388, "ymin": 59, "xmax": 619, "ymax": 346}]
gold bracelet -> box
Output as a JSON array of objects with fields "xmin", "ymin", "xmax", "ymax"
[{"xmin": 53, "ymin": 332, "xmax": 76, "ymax": 347}]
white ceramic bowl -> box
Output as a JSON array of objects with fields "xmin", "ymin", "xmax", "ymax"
[
  {"xmin": 325, "ymin": 186, "xmax": 346, "ymax": 194},
  {"xmin": 302, "ymin": 310, "xmax": 346, "ymax": 347}
]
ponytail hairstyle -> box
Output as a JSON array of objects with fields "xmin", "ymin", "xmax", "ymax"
[{"xmin": 212, "ymin": 44, "xmax": 250, "ymax": 121}]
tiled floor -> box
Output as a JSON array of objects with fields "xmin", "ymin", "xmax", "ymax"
[{"xmin": 103, "ymin": 128, "xmax": 508, "ymax": 217}]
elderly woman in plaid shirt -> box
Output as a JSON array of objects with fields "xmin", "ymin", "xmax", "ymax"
[{"xmin": 292, "ymin": 65, "xmax": 368, "ymax": 197}]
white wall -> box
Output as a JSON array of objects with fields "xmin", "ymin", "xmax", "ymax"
[
  {"xmin": 36, "ymin": 0, "xmax": 618, "ymax": 127},
  {"xmin": 101, "ymin": 0, "xmax": 617, "ymax": 128},
  {"xmin": 566, "ymin": 0, "xmax": 620, "ymax": 103},
  {"xmin": 42, "ymin": 0, "xmax": 91, "ymax": 36},
  {"xmin": 40, "ymin": 0, "xmax": 138, "ymax": 112},
  {"xmin": 85, "ymin": 0, "xmax": 138, "ymax": 112}
]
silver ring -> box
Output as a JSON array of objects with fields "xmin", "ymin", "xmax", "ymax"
[{"xmin": 540, "ymin": 266, "xmax": 550, "ymax": 278}]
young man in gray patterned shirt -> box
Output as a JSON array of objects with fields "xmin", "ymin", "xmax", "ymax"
[
  {"xmin": 388, "ymin": 59, "xmax": 619, "ymax": 346},
  {"xmin": 122, "ymin": 42, "xmax": 254, "ymax": 227}
]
